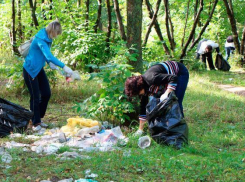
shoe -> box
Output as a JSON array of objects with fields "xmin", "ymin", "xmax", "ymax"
[
  {"xmin": 133, "ymin": 129, "xmax": 143, "ymax": 136},
  {"xmin": 32, "ymin": 125, "xmax": 42, "ymax": 132},
  {"xmin": 40, "ymin": 121, "xmax": 48, "ymax": 128}
]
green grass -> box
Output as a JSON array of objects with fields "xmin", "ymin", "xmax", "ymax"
[{"xmin": 0, "ymin": 60, "xmax": 245, "ymax": 181}]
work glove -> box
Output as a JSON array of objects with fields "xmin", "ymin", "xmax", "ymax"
[
  {"xmin": 63, "ymin": 65, "xmax": 73, "ymax": 77},
  {"xmin": 160, "ymin": 92, "xmax": 169, "ymax": 102},
  {"xmin": 49, "ymin": 62, "xmax": 58, "ymax": 70}
]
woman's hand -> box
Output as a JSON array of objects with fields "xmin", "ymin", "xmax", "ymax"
[
  {"xmin": 63, "ymin": 65, "xmax": 73, "ymax": 77},
  {"xmin": 160, "ymin": 88, "xmax": 173, "ymax": 102}
]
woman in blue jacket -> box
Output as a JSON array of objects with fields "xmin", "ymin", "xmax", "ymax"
[{"xmin": 23, "ymin": 20, "xmax": 73, "ymax": 131}]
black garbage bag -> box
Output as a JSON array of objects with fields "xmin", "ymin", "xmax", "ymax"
[
  {"xmin": 146, "ymin": 92, "xmax": 188, "ymax": 149},
  {"xmin": 215, "ymin": 54, "xmax": 231, "ymax": 71},
  {"xmin": 0, "ymin": 98, "xmax": 33, "ymax": 137}
]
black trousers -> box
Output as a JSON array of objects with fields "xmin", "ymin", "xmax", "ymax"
[
  {"xmin": 23, "ymin": 68, "xmax": 51, "ymax": 125},
  {"xmin": 202, "ymin": 52, "xmax": 215, "ymax": 70}
]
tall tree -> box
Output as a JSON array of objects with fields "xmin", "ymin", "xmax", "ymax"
[
  {"xmin": 17, "ymin": 0, "xmax": 23, "ymax": 41},
  {"xmin": 11, "ymin": 0, "xmax": 19, "ymax": 55},
  {"xmin": 94, "ymin": 0, "xmax": 102, "ymax": 33},
  {"xmin": 29, "ymin": 0, "xmax": 39, "ymax": 28},
  {"xmin": 127, "ymin": 0, "xmax": 143, "ymax": 73},
  {"xmin": 223, "ymin": 0, "xmax": 240, "ymax": 53},
  {"xmin": 85, "ymin": 0, "xmax": 90, "ymax": 31},
  {"xmin": 143, "ymin": 0, "xmax": 161, "ymax": 47},
  {"xmin": 144, "ymin": 0, "xmax": 170, "ymax": 55},
  {"xmin": 189, "ymin": 0, "xmax": 218, "ymax": 50},
  {"xmin": 180, "ymin": 0, "xmax": 204, "ymax": 60},
  {"xmin": 41, "ymin": 0, "xmax": 47, "ymax": 20},
  {"xmin": 113, "ymin": 0, "xmax": 126, "ymax": 41},
  {"xmin": 163, "ymin": 0, "xmax": 175, "ymax": 52},
  {"xmin": 181, "ymin": 0, "xmax": 190, "ymax": 48},
  {"xmin": 106, "ymin": 0, "xmax": 112, "ymax": 51}
]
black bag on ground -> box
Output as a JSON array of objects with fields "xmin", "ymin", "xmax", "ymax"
[
  {"xmin": 146, "ymin": 92, "xmax": 188, "ymax": 149},
  {"xmin": 0, "ymin": 98, "xmax": 33, "ymax": 137},
  {"xmin": 215, "ymin": 54, "xmax": 231, "ymax": 71}
]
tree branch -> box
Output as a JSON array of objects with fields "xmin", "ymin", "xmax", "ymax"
[
  {"xmin": 113, "ymin": 0, "xmax": 127, "ymax": 41},
  {"xmin": 143, "ymin": 0, "xmax": 161, "ymax": 47},
  {"xmin": 94, "ymin": 0, "xmax": 102, "ymax": 33},
  {"xmin": 181, "ymin": 0, "xmax": 190, "ymax": 48},
  {"xmin": 180, "ymin": 0, "xmax": 204, "ymax": 60},
  {"xmin": 144, "ymin": 0, "xmax": 170, "ymax": 55},
  {"xmin": 189, "ymin": 0, "xmax": 218, "ymax": 50}
]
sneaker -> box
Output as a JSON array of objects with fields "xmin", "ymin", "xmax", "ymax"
[
  {"xmin": 40, "ymin": 121, "xmax": 48, "ymax": 128},
  {"xmin": 32, "ymin": 125, "xmax": 42, "ymax": 132},
  {"xmin": 133, "ymin": 129, "xmax": 143, "ymax": 137}
]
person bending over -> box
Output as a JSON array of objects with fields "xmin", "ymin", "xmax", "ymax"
[{"xmin": 125, "ymin": 61, "xmax": 189, "ymax": 136}]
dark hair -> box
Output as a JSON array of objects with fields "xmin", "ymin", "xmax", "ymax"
[
  {"xmin": 125, "ymin": 76, "xmax": 144, "ymax": 97},
  {"xmin": 206, "ymin": 45, "xmax": 213, "ymax": 52},
  {"xmin": 227, "ymin": 35, "xmax": 233, "ymax": 43}
]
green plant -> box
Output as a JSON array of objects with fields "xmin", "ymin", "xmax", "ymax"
[{"xmin": 74, "ymin": 43, "xmax": 136, "ymax": 125}]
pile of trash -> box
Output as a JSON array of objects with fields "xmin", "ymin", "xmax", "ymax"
[{"xmin": 2, "ymin": 117, "xmax": 127, "ymax": 155}]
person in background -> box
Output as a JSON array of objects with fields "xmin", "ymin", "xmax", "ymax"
[
  {"xmin": 23, "ymin": 20, "xmax": 73, "ymax": 131},
  {"xmin": 225, "ymin": 35, "xmax": 235, "ymax": 61},
  {"xmin": 125, "ymin": 61, "xmax": 189, "ymax": 136},
  {"xmin": 196, "ymin": 39, "xmax": 220, "ymax": 70}
]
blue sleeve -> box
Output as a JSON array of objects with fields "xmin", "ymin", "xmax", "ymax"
[{"xmin": 37, "ymin": 39, "xmax": 65, "ymax": 68}]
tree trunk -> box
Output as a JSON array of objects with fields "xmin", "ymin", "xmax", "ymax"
[
  {"xmin": 41, "ymin": 0, "xmax": 47, "ymax": 20},
  {"xmin": 240, "ymin": 23, "xmax": 245, "ymax": 58},
  {"xmin": 143, "ymin": 0, "xmax": 161, "ymax": 47},
  {"xmin": 77, "ymin": 0, "xmax": 81, "ymax": 7},
  {"xmin": 11, "ymin": 0, "xmax": 19, "ymax": 55},
  {"xmin": 180, "ymin": 0, "xmax": 203, "ymax": 60},
  {"xmin": 113, "ymin": 0, "xmax": 127, "ymax": 41},
  {"xmin": 192, "ymin": 0, "xmax": 198, "ymax": 42},
  {"xmin": 94, "ymin": 0, "xmax": 102, "ymax": 33},
  {"xmin": 50, "ymin": 0, "xmax": 53, "ymax": 20},
  {"xmin": 144, "ymin": 0, "xmax": 170, "ymax": 55},
  {"xmin": 181, "ymin": 0, "xmax": 190, "ymax": 48},
  {"xmin": 17, "ymin": 0, "xmax": 23, "ymax": 41},
  {"xmin": 85, "ymin": 0, "xmax": 90, "ymax": 31},
  {"xmin": 189, "ymin": 0, "xmax": 218, "ymax": 50},
  {"xmin": 223, "ymin": 0, "xmax": 240, "ymax": 53},
  {"xmin": 127, "ymin": 0, "xmax": 143, "ymax": 73},
  {"xmin": 29, "ymin": 0, "xmax": 39, "ymax": 28},
  {"xmin": 106, "ymin": 0, "xmax": 112, "ymax": 51},
  {"xmin": 163, "ymin": 0, "xmax": 175, "ymax": 52}
]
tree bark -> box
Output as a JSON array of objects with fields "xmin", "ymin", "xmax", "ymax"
[
  {"xmin": 17, "ymin": 0, "xmax": 23, "ymax": 41},
  {"xmin": 180, "ymin": 0, "xmax": 203, "ymax": 60},
  {"xmin": 144, "ymin": 0, "xmax": 170, "ymax": 55},
  {"xmin": 11, "ymin": 0, "xmax": 19, "ymax": 55},
  {"xmin": 240, "ymin": 23, "xmax": 245, "ymax": 57},
  {"xmin": 77, "ymin": 0, "xmax": 81, "ymax": 7},
  {"xmin": 113, "ymin": 0, "xmax": 127, "ymax": 41},
  {"xmin": 94, "ymin": 0, "xmax": 102, "ymax": 33},
  {"xmin": 192, "ymin": 0, "xmax": 198, "ymax": 42},
  {"xmin": 143, "ymin": 0, "xmax": 161, "ymax": 47},
  {"xmin": 85, "ymin": 0, "xmax": 90, "ymax": 31},
  {"xmin": 163, "ymin": 0, "xmax": 175, "ymax": 52},
  {"xmin": 127, "ymin": 0, "xmax": 143, "ymax": 73},
  {"xmin": 106, "ymin": 0, "xmax": 112, "ymax": 51},
  {"xmin": 189, "ymin": 0, "xmax": 218, "ymax": 50},
  {"xmin": 181, "ymin": 0, "xmax": 190, "ymax": 48},
  {"xmin": 29, "ymin": 0, "xmax": 39, "ymax": 28},
  {"xmin": 223, "ymin": 0, "xmax": 240, "ymax": 53}
]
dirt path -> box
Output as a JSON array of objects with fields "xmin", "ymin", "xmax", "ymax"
[{"xmin": 217, "ymin": 84, "xmax": 245, "ymax": 97}]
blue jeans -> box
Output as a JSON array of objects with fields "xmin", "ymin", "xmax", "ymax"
[
  {"xmin": 175, "ymin": 63, "xmax": 189, "ymax": 117},
  {"xmin": 225, "ymin": 47, "xmax": 235, "ymax": 61},
  {"xmin": 23, "ymin": 68, "xmax": 51, "ymax": 126}
]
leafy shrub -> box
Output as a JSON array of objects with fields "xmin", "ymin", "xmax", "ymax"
[{"xmin": 74, "ymin": 42, "xmax": 136, "ymax": 125}]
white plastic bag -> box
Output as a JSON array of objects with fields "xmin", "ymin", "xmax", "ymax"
[{"xmin": 18, "ymin": 37, "xmax": 34, "ymax": 58}]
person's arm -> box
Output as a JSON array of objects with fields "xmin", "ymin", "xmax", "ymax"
[{"xmin": 37, "ymin": 39, "xmax": 65, "ymax": 68}]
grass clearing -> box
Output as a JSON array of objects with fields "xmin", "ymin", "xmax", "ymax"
[{"xmin": 0, "ymin": 60, "xmax": 245, "ymax": 181}]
